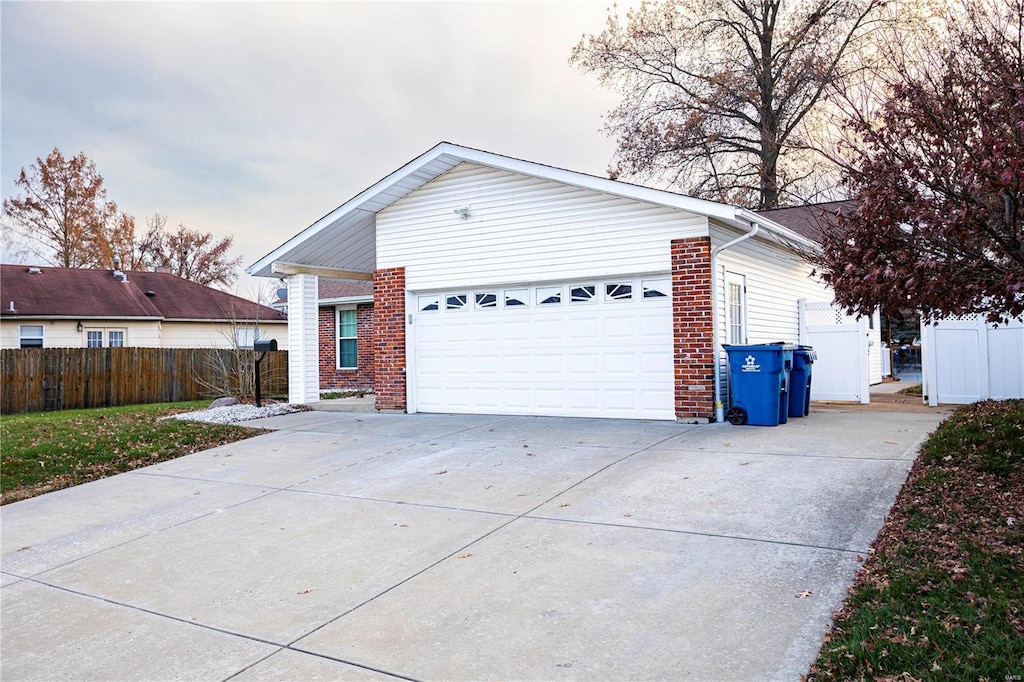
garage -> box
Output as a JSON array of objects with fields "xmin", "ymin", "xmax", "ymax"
[{"xmin": 410, "ymin": 277, "xmax": 674, "ymax": 420}]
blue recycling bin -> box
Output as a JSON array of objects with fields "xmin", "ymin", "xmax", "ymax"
[
  {"xmin": 788, "ymin": 345, "xmax": 816, "ymax": 418},
  {"xmin": 723, "ymin": 344, "xmax": 793, "ymax": 426}
]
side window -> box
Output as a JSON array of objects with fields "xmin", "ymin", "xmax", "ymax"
[
  {"xmin": 337, "ymin": 308, "xmax": 357, "ymax": 369},
  {"xmin": 108, "ymin": 330, "xmax": 125, "ymax": 348},
  {"xmin": 86, "ymin": 330, "xmax": 103, "ymax": 348},
  {"xmin": 725, "ymin": 272, "xmax": 747, "ymax": 345},
  {"xmin": 19, "ymin": 325, "xmax": 44, "ymax": 348}
]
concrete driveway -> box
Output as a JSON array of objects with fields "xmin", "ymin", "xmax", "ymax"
[{"xmin": 1, "ymin": 408, "xmax": 946, "ymax": 681}]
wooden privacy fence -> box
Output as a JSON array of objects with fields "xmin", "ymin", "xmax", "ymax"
[{"xmin": 1, "ymin": 348, "xmax": 288, "ymax": 414}]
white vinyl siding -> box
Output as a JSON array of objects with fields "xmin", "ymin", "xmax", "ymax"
[
  {"xmin": 711, "ymin": 225, "xmax": 832, "ymax": 346},
  {"xmin": 377, "ymin": 163, "xmax": 708, "ymax": 290}
]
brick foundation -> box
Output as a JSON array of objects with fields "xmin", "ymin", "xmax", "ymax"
[
  {"xmin": 672, "ymin": 237, "xmax": 715, "ymax": 420},
  {"xmin": 373, "ymin": 267, "xmax": 406, "ymax": 411},
  {"xmin": 318, "ymin": 303, "xmax": 374, "ymax": 391}
]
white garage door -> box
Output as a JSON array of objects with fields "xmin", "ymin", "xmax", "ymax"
[{"xmin": 411, "ymin": 278, "xmax": 675, "ymax": 420}]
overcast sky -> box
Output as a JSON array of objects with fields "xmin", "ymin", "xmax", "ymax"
[{"xmin": 1, "ymin": 0, "xmax": 633, "ymax": 297}]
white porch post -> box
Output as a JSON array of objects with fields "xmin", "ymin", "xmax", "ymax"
[{"xmin": 287, "ymin": 273, "xmax": 319, "ymax": 404}]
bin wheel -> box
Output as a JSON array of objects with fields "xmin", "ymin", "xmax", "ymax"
[{"xmin": 725, "ymin": 406, "xmax": 748, "ymax": 425}]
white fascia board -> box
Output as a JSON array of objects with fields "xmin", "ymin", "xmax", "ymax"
[
  {"xmin": 247, "ymin": 143, "xmax": 457, "ymax": 276},
  {"xmin": 0, "ymin": 315, "xmax": 165, "ymax": 321},
  {"xmin": 318, "ymin": 296, "xmax": 373, "ymax": 306},
  {"xmin": 248, "ymin": 141, "xmax": 820, "ymax": 276}
]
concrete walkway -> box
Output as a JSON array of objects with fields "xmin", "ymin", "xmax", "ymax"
[{"xmin": 1, "ymin": 409, "xmax": 946, "ymax": 681}]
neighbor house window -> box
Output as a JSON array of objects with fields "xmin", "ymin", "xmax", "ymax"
[
  {"xmin": 337, "ymin": 308, "xmax": 357, "ymax": 369},
  {"xmin": 86, "ymin": 330, "xmax": 103, "ymax": 348},
  {"xmin": 108, "ymin": 330, "xmax": 125, "ymax": 348},
  {"xmin": 235, "ymin": 327, "xmax": 257, "ymax": 349},
  {"xmin": 19, "ymin": 325, "xmax": 43, "ymax": 348}
]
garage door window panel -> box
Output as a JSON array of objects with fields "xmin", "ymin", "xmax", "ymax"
[
  {"xmin": 605, "ymin": 283, "xmax": 633, "ymax": 301},
  {"xmin": 570, "ymin": 285, "xmax": 596, "ymax": 303},
  {"xmin": 504, "ymin": 289, "xmax": 529, "ymax": 308},
  {"xmin": 446, "ymin": 294, "xmax": 468, "ymax": 310},
  {"xmin": 475, "ymin": 292, "xmax": 497, "ymax": 308},
  {"xmin": 537, "ymin": 286, "xmax": 562, "ymax": 305},
  {"xmin": 419, "ymin": 295, "xmax": 439, "ymax": 312},
  {"xmin": 642, "ymin": 279, "xmax": 670, "ymax": 299}
]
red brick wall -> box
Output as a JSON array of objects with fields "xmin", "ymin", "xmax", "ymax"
[
  {"xmin": 373, "ymin": 267, "xmax": 406, "ymax": 411},
  {"xmin": 672, "ymin": 237, "xmax": 715, "ymax": 420},
  {"xmin": 318, "ymin": 303, "xmax": 374, "ymax": 391}
]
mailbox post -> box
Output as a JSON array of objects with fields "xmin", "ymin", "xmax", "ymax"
[{"xmin": 253, "ymin": 339, "xmax": 278, "ymax": 408}]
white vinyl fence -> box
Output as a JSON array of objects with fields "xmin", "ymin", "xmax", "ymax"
[{"xmin": 922, "ymin": 315, "xmax": 1024, "ymax": 405}]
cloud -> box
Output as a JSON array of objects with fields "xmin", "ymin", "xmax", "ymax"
[{"xmin": 2, "ymin": 1, "xmax": 627, "ymax": 292}]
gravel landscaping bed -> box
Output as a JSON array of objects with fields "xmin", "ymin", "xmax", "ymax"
[{"xmin": 167, "ymin": 403, "xmax": 305, "ymax": 424}]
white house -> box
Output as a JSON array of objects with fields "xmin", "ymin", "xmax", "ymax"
[{"xmin": 250, "ymin": 142, "xmax": 862, "ymax": 422}]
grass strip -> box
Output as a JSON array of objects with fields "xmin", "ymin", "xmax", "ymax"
[
  {"xmin": 808, "ymin": 399, "xmax": 1024, "ymax": 680},
  {"xmin": 0, "ymin": 401, "xmax": 265, "ymax": 505}
]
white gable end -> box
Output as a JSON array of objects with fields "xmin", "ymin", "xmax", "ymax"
[{"xmin": 376, "ymin": 163, "xmax": 708, "ymax": 291}]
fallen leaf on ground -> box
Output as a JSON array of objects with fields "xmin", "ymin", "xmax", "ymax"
[
  {"xmin": 457, "ymin": 553, "xmax": 473, "ymax": 559},
  {"xmin": 297, "ymin": 589, "xmax": 314, "ymax": 595},
  {"xmin": 433, "ymin": 470, "xmax": 448, "ymax": 475},
  {"xmin": 797, "ymin": 590, "xmax": 813, "ymax": 599},
  {"xmin": 559, "ymin": 503, "xmax": 571, "ymax": 508}
]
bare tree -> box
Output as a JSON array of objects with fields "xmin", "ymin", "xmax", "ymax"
[
  {"xmin": 570, "ymin": 0, "xmax": 885, "ymax": 208},
  {"xmin": 814, "ymin": 0, "xmax": 1024, "ymax": 323},
  {"xmin": 2, "ymin": 148, "xmax": 122, "ymax": 267}
]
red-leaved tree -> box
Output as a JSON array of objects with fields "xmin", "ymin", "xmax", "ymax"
[{"xmin": 815, "ymin": 0, "xmax": 1024, "ymax": 323}]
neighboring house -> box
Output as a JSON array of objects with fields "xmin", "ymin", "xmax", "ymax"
[
  {"xmin": 249, "ymin": 141, "xmax": 860, "ymax": 422},
  {"xmin": 0, "ymin": 265, "xmax": 287, "ymax": 350}
]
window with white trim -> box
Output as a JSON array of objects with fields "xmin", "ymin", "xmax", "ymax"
[
  {"xmin": 475, "ymin": 292, "xmax": 497, "ymax": 308},
  {"xmin": 418, "ymin": 295, "xmax": 439, "ymax": 312},
  {"xmin": 235, "ymin": 327, "xmax": 258, "ymax": 349},
  {"xmin": 19, "ymin": 324, "xmax": 44, "ymax": 348},
  {"xmin": 570, "ymin": 285, "xmax": 596, "ymax": 303},
  {"xmin": 537, "ymin": 286, "xmax": 561, "ymax": 305},
  {"xmin": 725, "ymin": 272, "xmax": 747, "ymax": 345},
  {"xmin": 504, "ymin": 289, "xmax": 528, "ymax": 307},
  {"xmin": 642, "ymin": 279, "xmax": 670, "ymax": 298},
  {"xmin": 108, "ymin": 330, "xmax": 125, "ymax": 348},
  {"xmin": 337, "ymin": 308, "xmax": 357, "ymax": 369},
  {"xmin": 86, "ymin": 330, "xmax": 103, "ymax": 348},
  {"xmin": 605, "ymin": 283, "xmax": 633, "ymax": 301}
]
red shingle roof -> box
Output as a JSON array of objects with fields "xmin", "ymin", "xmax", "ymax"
[
  {"xmin": 0, "ymin": 265, "xmax": 285, "ymax": 322},
  {"xmin": 755, "ymin": 200, "xmax": 856, "ymax": 243}
]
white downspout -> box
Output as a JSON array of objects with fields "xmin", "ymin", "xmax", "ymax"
[{"xmin": 711, "ymin": 219, "xmax": 760, "ymax": 422}]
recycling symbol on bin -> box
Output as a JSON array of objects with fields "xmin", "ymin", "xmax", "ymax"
[{"xmin": 742, "ymin": 355, "xmax": 760, "ymax": 372}]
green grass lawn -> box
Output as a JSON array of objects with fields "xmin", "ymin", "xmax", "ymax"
[
  {"xmin": 0, "ymin": 401, "xmax": 265, "ymax": 505},
  {"xmin": 809, "ymin": 399, "xmax": 1024, "ymax": 680}
]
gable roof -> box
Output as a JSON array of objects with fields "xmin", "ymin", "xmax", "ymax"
[
  {"xmin": 248, "ymin": 142, "xmax": 818, "ymax": 278},
  {"xmin": 754, "ymin": 200, "xmax": 855, "ymax": 243},
  {"xmin": 0, "ymin": 265, "xmax": 285, "ymax": 322}
]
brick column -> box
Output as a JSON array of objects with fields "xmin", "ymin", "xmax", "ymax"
[
  {"xmin": 373, "ymin": 267, "xmax": 406, "ymax": 411},
  {"xmin": 672, "ymin": 237, "xmax": 715, "ymax": 421}
]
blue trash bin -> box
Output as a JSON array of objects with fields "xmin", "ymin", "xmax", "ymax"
[
  {"xmin": 788, "ymin": 345, "xmax": 816, "ymax": 418},
  {"xmin": 723, "ymin": 344, "xmax": 791, "ymax": 426}
]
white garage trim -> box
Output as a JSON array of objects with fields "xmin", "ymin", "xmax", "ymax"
[{"xmin": 407, "ymin": 276, "xmax": 674, "ymax": 420}]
